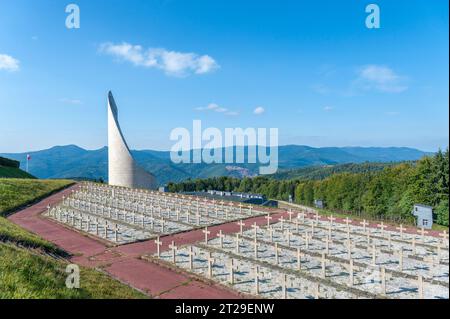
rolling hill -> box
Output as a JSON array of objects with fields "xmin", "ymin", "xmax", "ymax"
[{"xmin": 1, "ymin": 145, "xmax": 432, "ymax": 186}]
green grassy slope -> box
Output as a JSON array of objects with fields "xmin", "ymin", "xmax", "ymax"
[
  {"xmin": 0, "ymin": 166, "xmax": 36, "ymax": 179},
  {"xmin": 0, "ymin": 179, "xmax": 148, "ymax": 299},
  {"xmin": 0, "ymin": 243, "xmax": 147, "ymax": 299},
  {"xmin": 0, "ymin": 178, "xmax": 74, "ymax": 217}
]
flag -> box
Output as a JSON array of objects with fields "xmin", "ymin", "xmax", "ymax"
[{"xmin": 27, "ymin": 154, "xmax": 31, "ymax": 161}]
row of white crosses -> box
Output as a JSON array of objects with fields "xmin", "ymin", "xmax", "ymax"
[
  {"xmin": 220, "ymin": 216, "xmax": 444, "ymax": 296},
  {"xmin": 76, "ymin": 183, "xmax": 263, "ymax": 229},
  {"xmin": 272, "ymin": 210, "xmax": 449, "ymax": 267},
  {"xmin": 49, "ymin": 206, "xmax": 122, "ymax": 243}
]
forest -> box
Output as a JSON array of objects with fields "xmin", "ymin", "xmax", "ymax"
[{"xmin": 168, "ymin": 149, "xmax": 449, "ymax": 226}]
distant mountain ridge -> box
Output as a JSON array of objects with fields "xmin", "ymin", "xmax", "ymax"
[{"xmin": 1, "ymin": 145, "xmax": 432, "ymax": 185}]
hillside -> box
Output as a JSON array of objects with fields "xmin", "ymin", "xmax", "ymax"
[
  {"xmin": 270, "ymin": 162, "xmax": 402, "ymax": 180},
  {"xmin": 0, "ymin": 156, "xmax": 35, "ymax": 179},
  {"xmin": 1, "ymin": 145, "xmax": 431, "ymax": 185},
  {"xmin": 0, "ymin": 179, "xmax": 147, "ymax": 298}
]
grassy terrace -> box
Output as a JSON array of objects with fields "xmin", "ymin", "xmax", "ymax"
[
  {"xmin": 0, "ymin": 178, "xmax": 147, "ymax": 299},
  {"xmin": 0, "ymin": 166, "xmax": 36, "ymax": 179},
  {"xmin": 0, "ymin": 178, "xmax": 74, "ymax": 217}
]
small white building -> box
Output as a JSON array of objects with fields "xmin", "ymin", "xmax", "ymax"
[{"xmin": 412, "ymin": 204, "xmax": 433, "ymax": 229}]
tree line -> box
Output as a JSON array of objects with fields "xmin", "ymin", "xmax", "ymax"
[{"xmin": 168, "ymin": 149, "xmax": 449, "ymax": 226}]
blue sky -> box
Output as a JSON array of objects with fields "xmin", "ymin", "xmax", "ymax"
[{"xmin": 0, "ymin": 0, "xmax": 448, "ymax": 152}]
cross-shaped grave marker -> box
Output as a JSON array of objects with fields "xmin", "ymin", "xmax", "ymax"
[
  {"xmin": 236, "ymin": 220, "xmax": 245, "ymax": 235},
  {"xmin": 169, "ymin": 241, "xmax": 178, "ymax": 263},
  {"xmin": 154, "ymin": 236, "xmax": 162, "ymax": 258},
  {"xmin": 265, "ymin": 214, "xmax": 273, "ymax": 227},
  {"xmin": 203, "ymin": 227, "xmax": 211, "ymax": 244},
  {"xmin": 360, "ymin": 220, "xmax": 369, "ymax": 232}
]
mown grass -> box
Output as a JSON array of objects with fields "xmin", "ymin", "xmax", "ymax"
[
  {"xmin": 0, "ymin": 178, "xmax": 148, "ymax": 299},
  {"xmin": 0, "ymin": 243, "xmax": 147, "ymax": 299},
  {"xmin": 0, "ymin": 178, "xmax": 74, "ymax": 217},
  {"xmin": 0, "ymin": 166, "xmax": 35, "ymax": 179},
  {"xmin": 0, "ymin": 217, "xmax": 64, "ymax": 255}
]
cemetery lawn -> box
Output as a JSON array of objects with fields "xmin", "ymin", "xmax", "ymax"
[
  {"xmin": 0, "ymin": 178, "xmax": 74, "ymax": 217},
  {"xmin": 0, "ymin": 243, "xmax": 148, "ymax": 299},
  {"xmin": 0, "ymin": 179, "xmax": 148, "ymax": 299}
]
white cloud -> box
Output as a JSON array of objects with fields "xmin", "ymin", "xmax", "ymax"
[
  {"xmin": 99, "ymin": 42, "xmax": 219, "ymax": 77},
  {"xmin": 253, "ymin": 106, "xmax": 265, "ymax": 115},
  {"xmin": 323, "ymin": 106, "xmax": 334, "ymax": 112},
  {"xmin": 195, "ymin": 103, "xmax": 238, "ymax": 116},
  {"xmin": 0, "ymin": 54, "xmax": 20, "ymax": 72},
  {"xmin": 355, "ymin": 65, "xmax": 408, "ymax": 93}
]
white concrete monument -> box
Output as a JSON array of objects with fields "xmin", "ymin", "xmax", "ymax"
[{"xmin": 107, "ymin": 91, "xmax": 157, "ymax": 189}]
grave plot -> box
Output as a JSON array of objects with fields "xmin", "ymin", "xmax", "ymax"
[
  {"xmin": 149, "ymin": 214, "xmax": 449, "ymax": 299},
  {"xmin": 43, "ymin": 182, "xmax": 268, "ymax": 244}
]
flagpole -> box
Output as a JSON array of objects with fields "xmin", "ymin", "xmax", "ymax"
[{"xmin": 26, "ymin": 156, "xmax": 28, "ymax": 173}]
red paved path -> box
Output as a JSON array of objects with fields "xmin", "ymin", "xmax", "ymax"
[{"xmin": 7, "ymin": 185, "xmax": 445, "ymax": 299}]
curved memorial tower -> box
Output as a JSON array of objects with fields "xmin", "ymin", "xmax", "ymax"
[{"xmin": 107, "ymin": 91, "xmax": 157, "ymax": 189}]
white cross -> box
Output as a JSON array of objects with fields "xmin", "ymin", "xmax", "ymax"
[
  {"xmin": 202, "ymin": 227, "xmax": 211, "ymax": 244},
  {"xmin": 287, "ymin": 209, "xmax": 294, "ymax": 221},
  {"xmin": 344, "ymin": 217, "xmax": 352, "ymax": 227},
  {"xmin": 396, "ymin": 224, "xmax": 406, "ymax": 238},
  {"xmin": 251, "ymin": 223, "xmax": 259, "ymax": 240},
  {"xmin": 296, "ymin": 247, "xmax": 301, "ymax": 270},
  {"xmin": 360, "ymin": 220, "xmax": 369, "ymax": 232},
  {"xmin": 217, "ymin": 230, "xmax": 226, "ymax": 248},
  {"xmin": 169, "ymin": 241, "xmax": 177, "ymax": 263},
  {"xmin": 327, "ymin": 215, "xmax": 336, "ymax": 226},
  {"xmin": 236, "ymin": 220, "xmax": 245, "ymax": 235},
  {"xmin": 265, "ymin": 214, "xmax": 273, "ymax": 227},
  {"xmin": 418, "ymin": 227, "xmax": 428, "ymax": 238},
  {"xmin": 235, "ymin": 233, "xmax": 240, "ymax": 253},
  {"xmin": 188, "ymin": 246, "xmax": 194, "ymax": 269},
  {"xmin": 377, "ymin": 222, "xmax": 388, "ymax": 235},
  {"xmin": 297, "ymin": 212, "xmax": 305, "ymax": 223},
  {"xmin": 155, "ymin": 236, "xmax": 162, "ymax": 258}
]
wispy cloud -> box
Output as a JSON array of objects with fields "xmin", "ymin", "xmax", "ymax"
[
  {"xmin": 195, "ymin": 103, "xmax": 238, "ymax": 116},
  {"xmin": 60, "ymin": 98, "xmax": 82, "ymax": 105},
  {"xmin": 0, "ymin": 54, "xmax": 20, "ymax": 72},
  {"xmin": 99, "ymin": 42, "xmax": 219, "ymax": 77},
  {"xmin": 253, "ymin": 106, "xmax": 265, "ymax": 115},
  {"xmin": 353, "ymin": 65, "xmax": 408, "ymax": 93},
  {"xmin": 323, "ymin": 106, "xmax": 334, "ymax": 112}
]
